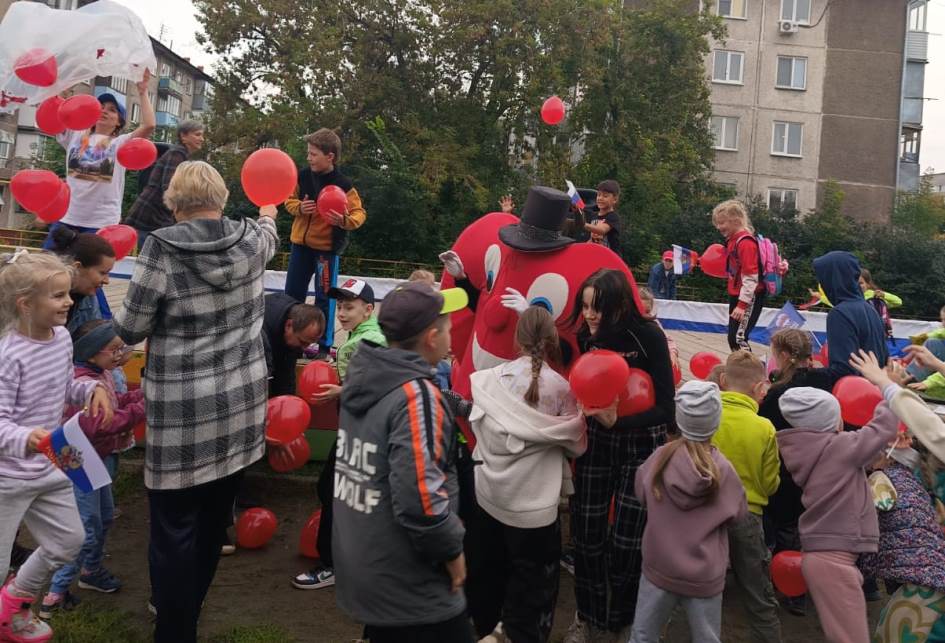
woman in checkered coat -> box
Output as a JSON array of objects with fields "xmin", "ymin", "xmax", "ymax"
[
  {"xmin": 564, "ymin": 269, "xmax": 677, "ymax": 643},
  {"xmin": 114, "ymin": 161, "xmax": 279, "ymax": 643}
]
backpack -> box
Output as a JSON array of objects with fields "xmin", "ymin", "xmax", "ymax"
[{"xmin": 731, "ymin": 234, "xmax": 790, "ymax": 296}]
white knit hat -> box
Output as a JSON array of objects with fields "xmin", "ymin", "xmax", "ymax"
[
  {"xmin": 675, "ymin": 381, "xmax": 722, "ymax": 442},
  {"xmin": 779, "ymin": 387, "xmax": 842, "ymax": 431}
]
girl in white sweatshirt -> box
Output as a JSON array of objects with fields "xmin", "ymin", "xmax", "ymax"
[{"xmin": 465, "ymin": 307, "xmax": 587, "ymax": 643}]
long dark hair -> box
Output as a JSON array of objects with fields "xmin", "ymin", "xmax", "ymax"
[
  {"xmin": 50, "ymin": 227, "xmax": 115, "ymax": 268},
  {"xmin": 567, "ymin": 269, "xmax": 649, "ymax": 336}
]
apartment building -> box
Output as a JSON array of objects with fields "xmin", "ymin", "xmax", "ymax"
[
  {"xmin": 704, "ymin": 0, "xmax": 929, "ymax": 220},
  {"xmin": 0, "ymin": 0, "xmax": 213, "ymax": 228}
]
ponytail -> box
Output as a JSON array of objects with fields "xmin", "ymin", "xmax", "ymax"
[
  {"xmin": 49, "ymin": 227, "xmax": 115, "ymax": 268},
  {"xmin": 515, "ymin": 307, "xmax": 561, "ymax": 408}
]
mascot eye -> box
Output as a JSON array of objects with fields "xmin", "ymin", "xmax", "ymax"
[
  {"xmin": 484, "ymin": 244, "xmax": 501, "ymax": 292},
  {"xmin": 526, "ymin": 273, "xmax": 569, "ymax": 321}
]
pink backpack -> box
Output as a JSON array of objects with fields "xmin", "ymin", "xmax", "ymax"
[{"xmin": 732, "ymin": 234, "xmax": 789, "ymax": 296}]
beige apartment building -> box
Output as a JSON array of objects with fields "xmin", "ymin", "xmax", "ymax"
[{"xmin": 705, "ymin": 0, "xmax": 929, "ymax": 220}]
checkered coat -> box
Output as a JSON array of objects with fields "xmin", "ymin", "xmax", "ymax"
[{"xmin": 114, "ymin": 216, "xmax": 278, "ymax": 490}]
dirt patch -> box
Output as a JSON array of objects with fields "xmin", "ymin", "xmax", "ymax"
[{"xmin": 21, "ymin": 458, "xmax": 884, "ymax": 642}]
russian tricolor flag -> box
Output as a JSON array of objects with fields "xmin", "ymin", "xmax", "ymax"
[
  {"xmin": 673, "ymin": 245, "xmax": 698, "ymax": 275},
  {"xmin": 38, "ymin": 412, "xmax": 111, "ymax": 493},
  {"xmin": 565, "ymin": 180, "xmax": 585, "ymax": 210}
]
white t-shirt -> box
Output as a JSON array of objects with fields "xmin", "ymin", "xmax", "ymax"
[{"xmin": 57, "ymin": 130, "xmax": 132, "ymax": 229}]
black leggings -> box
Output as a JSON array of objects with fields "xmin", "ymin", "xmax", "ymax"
[{"xmin": 727, "ymin": 292, "xmax": 765, "ymax": 351}]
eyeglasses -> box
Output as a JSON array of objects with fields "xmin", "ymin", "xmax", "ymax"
[{"xmin": 101, "ymin": 344, "xmax": 134, "ymax": 359}]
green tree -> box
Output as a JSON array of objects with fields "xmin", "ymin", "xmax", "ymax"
[{"xmin": 892, "ymin": 173, "xmax": 945, "ymax": 236}]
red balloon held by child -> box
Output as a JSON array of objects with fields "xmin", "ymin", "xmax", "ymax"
[
  {"xmin": 832, "ymin": 376, "xmax": 882, "ymax": 427},
  {"xmin": 236, "ymin": 508, "xmax": 277, "ymax": 549},
  {"xmin": 690, "ymin": 352, "xmax": 722, "ymax": 381},
  {"xmin": 299, "ymin": 509, "xmax": 322, "ymax": 559},
  {"xmin": 617, "ymin": 368, "xmax": 656, "ymax": 416},
  {"xmin": 699, "ymin": 244, "xmax": 728, "ymax": 279},
  {"xmin": 35, "ymin": 96, "xmax": 65, "ymax": 135},
  {"xmin": 569, "ymin": 350, "xmax": 630, "ymax": 409},
  {"xmin": 316, "ymin": 185, "xmax": 348, "ymax": 220},
  {"xmin": 540, "ymin": 96, "xmax": 566, "ymax": 125},
  {"xmin": 298, "ymin": 361, "xmax": 340, "ymax": 404},
  {"xmin": 58, "ymin": 95, "xmax": 102, "ymax": 131},
  {"xmin": 96, "ymin": 224, "xmax": 137, "ymax": 261},
  {"xmin": 240, "ymin": 148, "xmax": 297, "ymax": 207},
  {"xmin": 35, "ymin": 181, "xmax": 69, "ymax": 223},
  {"xmin": 266, "ymin": 395, "xmax": 311, "ymax": 445},
  {"xmin": 770, "ymin": 550, "xmax": 806, "ymax": 597},
  {"xmin": 117, "ymin": 138, "xmax": 158, "ymax": 170},
  {"xmin": 14, "ymin": 48, "xmax": 57, "ymax": 87},
  {"xmin": 268, "ymin": 434, "xmax": 310, "ymax": 473},
  {"xmin": 11, "ymin": 169, "xmax": 61, "ymax": 213}
]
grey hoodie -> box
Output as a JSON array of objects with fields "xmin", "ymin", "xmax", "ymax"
[{"xmin": 332, "ymin": 342, "xmax": 466, "ymax": 627}]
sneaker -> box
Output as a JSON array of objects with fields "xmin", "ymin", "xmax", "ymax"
[
  {"xmin": 291, "ymin": 566, "xmax": 335, "ymax": 590},
  {"xmin": 77, "ymin": 568, "xmax": 122, "ymax": 593},
  {"xmin": 221, "ymin": 531, "xmax": 236, "ymax": 556},
  {"xmin": 38, "ymin": 592, "xmax": 80, "ymax": 620},
  {"xmin": 560, "ymin": 549, "xmax": 575, "ymax": 576},
  {"xmin": 0, "ymin": 581, "xmax": 53, "ymax": 642}
]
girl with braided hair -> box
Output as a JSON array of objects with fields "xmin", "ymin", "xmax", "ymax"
[{"xmin": 465, "ymin": 307, "xmax": 587, "ymax": 643}]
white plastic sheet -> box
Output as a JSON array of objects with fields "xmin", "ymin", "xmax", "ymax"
[{"xmin": 0, "ymin": 0, "xmax": 156, "ymax": 112}]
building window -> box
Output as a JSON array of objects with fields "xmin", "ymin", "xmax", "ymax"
[
  {"xmin": 147, "ymin": 91, "xmax": 155, "ymax": 107},
  {"xmin": 0, "ymin": 131, "xmax": 12, "ymax": 163},
  {"xmin": 781, "ymin": 0, "xmax": 811, "ymax": 24},
  {"xmin": 165, "ymin": 95, "xmax": 182, "ymax": 117},
  {"xmin": 776, "ymin": 56, "xmax": 807, "ymax": 90},
  {"xmin": 901, "ymin": 129, "xmax": 920, "ymax": 162},
  {"xmin": 711, "ymin": 116, "xmax": 739, "ymax": 151},
  {"xmin": 717, "ymin": 0, "xmax": 747, "ymax": 19},
  {"xmin": 772, "ymin": 121, "xmax": 803, "ymax": 157},
  {"xmin": 160, "ymin": 63, "xmax": 171, "ymax": 78},
  {"xmin": 909, "ymin": 3, "xmax": 927, "ymax": 32},
  {"xmin": 768, "ymin": 188, "xmax": 798, "ymax": 212},
  {"xmin": 109, "ymin": 76, "xmax": 128, "ymax": 95},
  {"xmin": 130, "ymin": 103, "xmax": 140, "ymax": 124},
  {"xmin": 713, "ymin": 50, "xmax": 745, "ymax": 84}
]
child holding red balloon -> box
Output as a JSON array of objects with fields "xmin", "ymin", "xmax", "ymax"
[
  {"xmin": 711, "ymin": 200, "xmax": 765, "ymax": 352},
  {"xmin": 464, "ymin": 307, "xmax": 587, "ymax": 643},
  {"xmin": 629, "ymin": 381, "xmax": 747, "ymax": 643},
  {"xmin": 283, "ymin": 129, "xmax": 367, "ymax": 354},
  {"xmin": 0, "ymin": 250, "xmax": 113, "ymax": 643},
  {"xmin": 563, "ymin": 269, "xmax": 676, "ymax": 641},
  {"xmin": 41, "ymin": 320, "xmax": 144, "ymax": 617},
  {"xmin": 712, "ymin": 351, "xmax": 783, "ymax": 642},
  {"xmin": 776, "ymin": 350, "xmax": 903, "ymax": 643}
]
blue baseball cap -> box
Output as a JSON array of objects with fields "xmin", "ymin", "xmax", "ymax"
[{"xmin": 96, "ymin": 92, "xmax": 127, "ymax": 124}]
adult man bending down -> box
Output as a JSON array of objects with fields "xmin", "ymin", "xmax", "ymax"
[{"xmin": 262, "ymin": 293, "xmax": 326, "ymax": 397}]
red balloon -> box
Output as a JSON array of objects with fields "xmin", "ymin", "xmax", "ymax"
[
  {"xmin": 299, "ymin": 509, "xmax": 322, "ymax": 559},
  {"xmin": 35, "ymin": 96, "xmax": 65, "ymax": 135},
  {"xmin": 58, "ymin": 95, "xmax": 102, "ymax": 131},
  {"xmin": 266, "ymin": 395, "xmax": 312, "ymax": 445},
  {"xmin": 116, "ymin": 138, "xmax": 158, "ymax": 170},
  {"xmin": 617, "ymin": 368, "xmax": 656, "ymax": 416},
  {"xmin": 96, "ymin": 224, "xmax": 137, "ymax": 261},
  {"xmin": 672, "ymin": 362, "xmax": 682, "ymax": 386},
  {"xmin": 540, "ymin": 95, "xmax": 566, "ymax": 125},
  {"xmin": 316, "ymin": 185, "xmax": 347, "ymax": 219},
  {"xmin": 268, "ymin": 434, "xmax": 310, "ymax": 473},
  {"xmin": 699, "ymin": 243, "xmax": 728, "ymax": 279},
  {"xmin": 770, "ymin": 551, "xmax": 806, "ymax": 597},
  {"xmin": 240, "ymin": 148, "xmax": 297, "ymax": 207},
  {"xmin": 14, "ymin": 48, "xmax": 57, "ymax": 87},
  {"xmin": 236, "ymin": 507, "xmax": 277, "ymax": 549},
  {"xmin": 35, "ymin": 180, "xmax": 69, "ymax": 223},
  {"xmin": 298, "ymin": 361, "xmax": 340, "ymax": 404},
  {"xmin": 132, "ymin": 420, "xmax": 146, "ymax": 444},
  {"xmin": 11, "ymin": 169, "xmax": 61, "ymax": 213},
  {"xmin": 690, "ymin": 351, "xmax": 722, "ymax": 381},
  {"xmin": 832, "ymin": 376, "xmax": 883, "ymax": 427},
  {"xmin": 569, "ymin": 350, "xmax": 630, "ymax": 409}
]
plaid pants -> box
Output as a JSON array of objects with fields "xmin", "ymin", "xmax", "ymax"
[{"xmin": 572, "ymin": 422, "xmax": 667, "ymax": 632}]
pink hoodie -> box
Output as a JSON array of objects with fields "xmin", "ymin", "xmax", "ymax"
[
  {"xmin": 635, "ymin": 442, "xmax": 747, "ymax": 597},
  {"xmin": 776, "ymin": 402, "xmax": 898, "ymax": 553},
  {"xmin": 64, "ymin": 366, "xmax": 145, "ymax": 458}
]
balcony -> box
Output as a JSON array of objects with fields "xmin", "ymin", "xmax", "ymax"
[
  {"xmin": 906, "ymin": 30, "xmax": 928, "ymax": 62},
  {"xmin": 158, "ymin": 76, "xmax": 184, "ymax": 97},
  {"xmin": 155, "ymin": 111, "xmax": 179, "ymax": 128}
]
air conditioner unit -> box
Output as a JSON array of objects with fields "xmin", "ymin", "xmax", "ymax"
[{"xmin": 779, "ymin": 20, "xmax": 799, "ymax": 34}]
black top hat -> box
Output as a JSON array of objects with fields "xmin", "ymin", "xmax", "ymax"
[{"xmin": 499, "ymin": 186, "xmax": 574, "ymax": 252}]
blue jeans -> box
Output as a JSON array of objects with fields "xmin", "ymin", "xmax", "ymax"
[
  {"xmin": 908, "ymin": 338, "xmax": 945, "ymax": 381},
  {"xmin": 43, "ymin": 222, "xmax": 113, "ymax": 320},
  {"xmin": 285, "ymin": 243, "xmax": 339, "ymax": 349},
  {"xmin": 49, "ymin": 455, "xmax": 117, "ymax": 593}
]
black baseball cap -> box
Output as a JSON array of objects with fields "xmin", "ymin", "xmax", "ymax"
[
  {"xmin": 328, "ymin": 278, "xmax": 375, "ymax": 305},
  {"xmin": 379, "ymin": 282, "xmax": 468, "ymax": 342}
]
